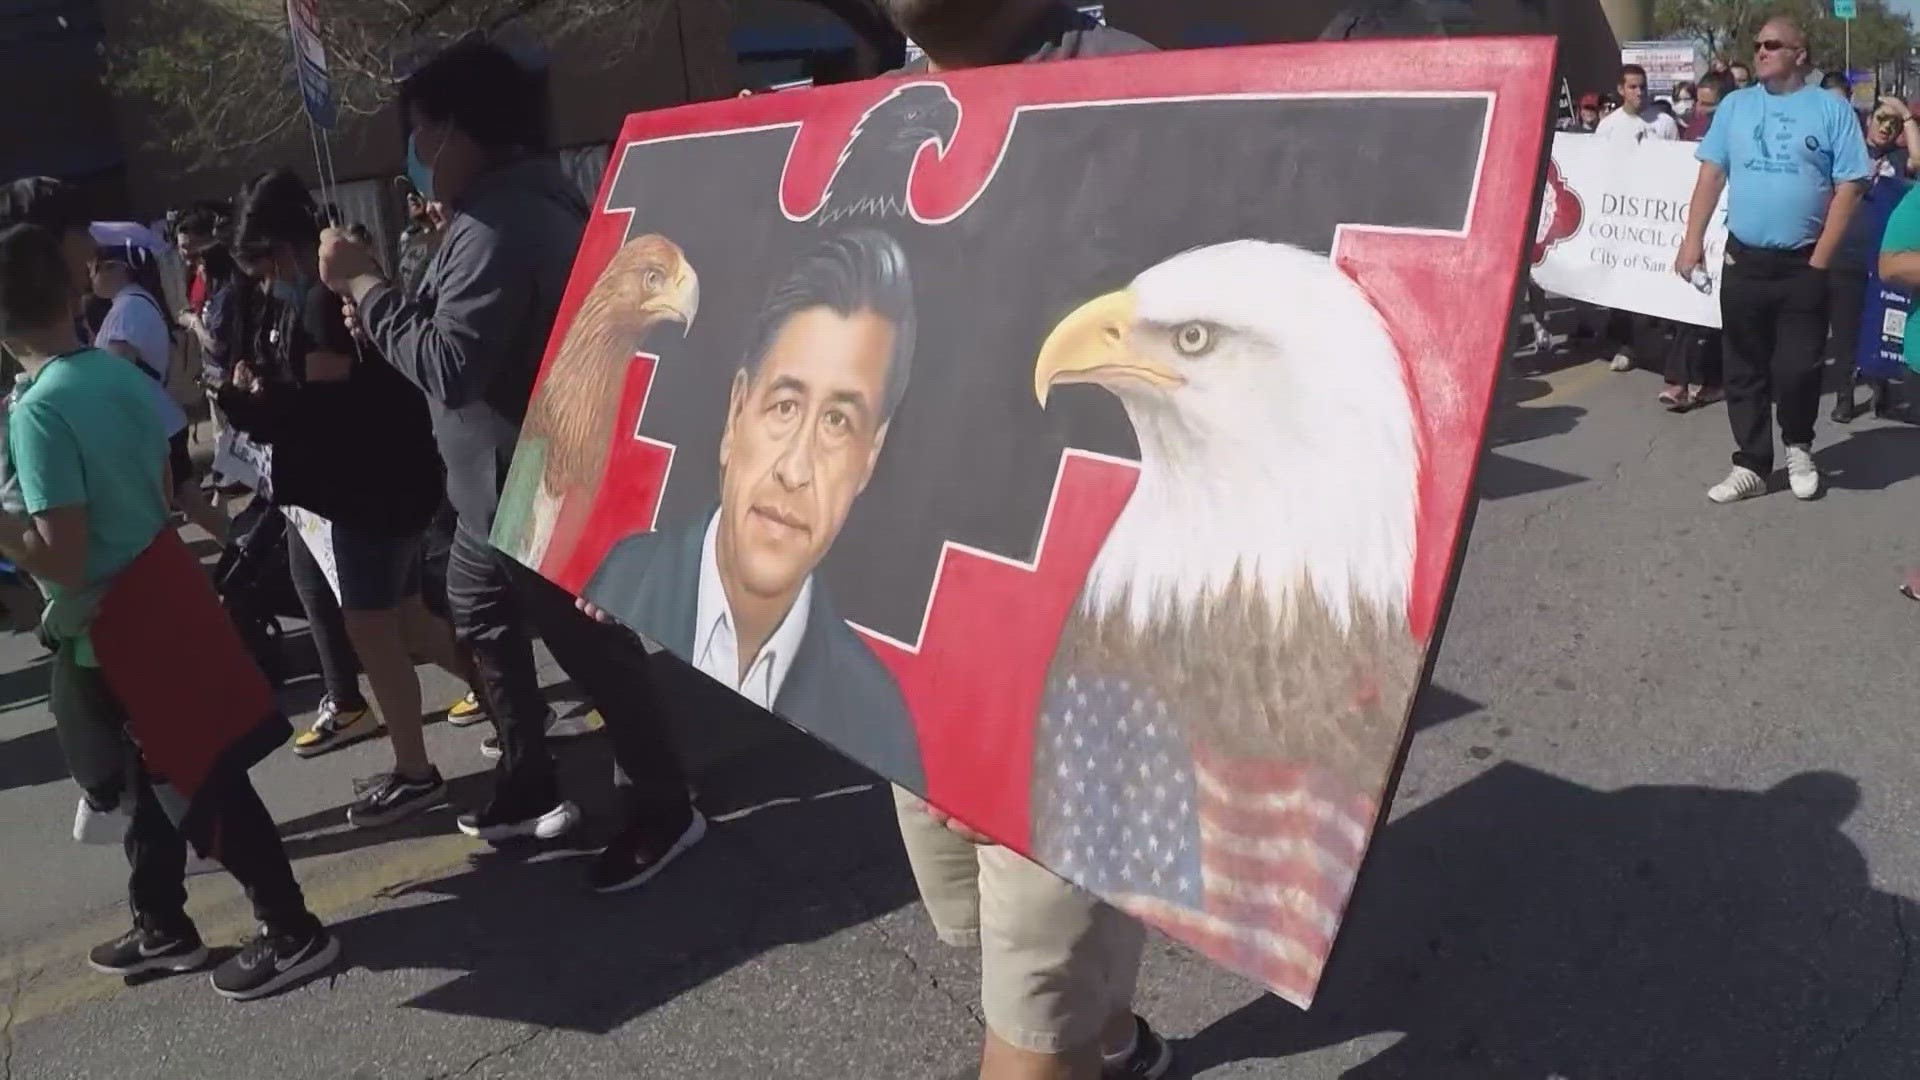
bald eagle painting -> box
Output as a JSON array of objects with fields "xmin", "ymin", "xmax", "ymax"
[
  {"xmin": 1029, "ymin": 240, "xmax": 1423, "ymax": 1005},
  {"xmin": 495, "ymin": 234, "xmax": 700, "ymax": 572}
]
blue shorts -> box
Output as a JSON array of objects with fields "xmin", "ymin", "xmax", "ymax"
[{"xmin": 327, "ymin": 524, "xmax": 423, "ymax": 611}]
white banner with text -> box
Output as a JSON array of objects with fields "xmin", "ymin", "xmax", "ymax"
[{"xmin": 1530, "ymin": 133, "xmax": 1728, "ymax": 329}]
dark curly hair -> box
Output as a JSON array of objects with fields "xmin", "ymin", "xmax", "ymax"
[{"xmin": 233, "ymin": 167, "xmax": 321, "ymax": 268}]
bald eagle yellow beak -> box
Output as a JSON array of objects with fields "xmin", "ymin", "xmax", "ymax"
[{"xmin": 1033, "ymin": 288, "xmax": 1184, "ymax": 407}]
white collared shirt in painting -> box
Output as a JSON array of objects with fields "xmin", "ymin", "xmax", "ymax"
[{"xmin": 693, "ymin": 512, "xmax": 812, "ymax": 711}]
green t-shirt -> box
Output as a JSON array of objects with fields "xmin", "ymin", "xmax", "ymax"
[
  {"xmin": 1880, "ymin": 187, "xmax": 1920, "ymax": 374},
  {"xmin": 5, "ymin": 348, "xmax": 170, "ymax": 663}
]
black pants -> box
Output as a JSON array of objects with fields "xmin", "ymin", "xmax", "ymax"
[
  {"xmin": 1663, "ymin": 328, "xmax": 1724, "ymax": 389},
  {"xmin": 445, "ymin": 521, "xmax": 688, "ymax": 817},
  {"xmin": 1825, "ymin": 264, "xmax": 1869, "ymax": 375},
  {"xmin": 1720, "ymin": 239, "xmax": 1829, "ymax": 474},
  {"xmin": 287, "ymin": 530, "xmax": 366, "ymax": 710},
  {"xmin": 52, "ymin": 650, "xmax": 310, "ymax": 932}
]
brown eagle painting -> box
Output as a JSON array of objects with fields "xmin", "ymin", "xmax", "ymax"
[
  {"xmin": 496, "ymin": 234, "xmax": 700, "ymax": 571},
  {"xmin": 1028, "ymin": 239, "xmax": 1423, "ymax": 1003}
]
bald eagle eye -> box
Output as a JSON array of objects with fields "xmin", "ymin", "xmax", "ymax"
[{"xmin": 1172, "ymin": 322, "xmax": 1216, "ymax": 357}]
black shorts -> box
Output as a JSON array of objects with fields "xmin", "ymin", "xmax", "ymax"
[{"xmin": 167, "ymin": 431, "xmax": 194, "ymax": 489}]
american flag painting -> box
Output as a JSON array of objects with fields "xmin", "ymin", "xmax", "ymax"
[{"xmin": 1032, "ymin": 673, "xmax": 1378, "ymax": 1008}]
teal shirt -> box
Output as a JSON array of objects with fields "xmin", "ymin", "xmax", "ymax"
[{"xmin": 6, "ymin": 349, "xmax": 170, "ymax": 662}]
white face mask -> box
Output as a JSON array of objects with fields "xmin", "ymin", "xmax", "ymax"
[{"xmin": 1674, "ymin": 98, "xmax": 1695, "ymax": 117}]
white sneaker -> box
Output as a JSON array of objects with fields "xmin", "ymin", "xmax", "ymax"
[
  {"xmin": 1609, "ymin": 351, "xmax": 1632, "ymax": 372},
  {"xmin": 73, "ymin": 797, "xmax": 131, "ymax": 845},
  {"xmin": 1785, "ymin": 445, "xmax": 1820, "ymax": 500},
  {"xmin": 1708, "ymin": 466, "xmax": 1766, "ymax": 504}
]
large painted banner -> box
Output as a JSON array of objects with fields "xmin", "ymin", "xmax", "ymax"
[
  {"xmin": 494, "ymin": 38, "xmax": 1554, "ymax": 1006},
  {"xmin": 1531, "ymin": 133, "xmax": 1728, "ymax": 328}
]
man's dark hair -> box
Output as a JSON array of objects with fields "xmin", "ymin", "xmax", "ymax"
[
  {"xmin": 233, "ymin": 166, "xmax": 320, "ymax": 264},
  {"xmin": 741, "ymin": 229, "xmax": 916, "ymax": 424},
  {"xmin": 400, "ymin": 40, "xmax": 549, "ymax": 151},
  {"xmin": 0, "ymin": 223, "xmax": 73, "ymax": 334},
  {"xmin": 1822, "ymin": 71, "xmax": 1851, "ymax": 93},
  {"xmin": 1698, "ymin": 71, "xmax": 1735, "ymax": 98},
  {"xmin": 1619, "ymin": 64, "xmax": 1647, "ymax": 85},
  {"xmin": 0, "ymin": 176, "xmax": 87, "ymax": 238}
]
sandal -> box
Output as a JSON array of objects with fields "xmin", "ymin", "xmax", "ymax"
[
  {"xmin": 1689, "ymin": 385, "xmax": 1724, "ymax": 407},
  {"xmin": 1658, "ymin": 384, "xmax": 1688, "ymax": 410}
]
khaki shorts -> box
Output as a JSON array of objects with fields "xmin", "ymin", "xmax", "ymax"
[{"xmin": 892, "ymin": 786, "xmax": 1145, "ymax": 1055}]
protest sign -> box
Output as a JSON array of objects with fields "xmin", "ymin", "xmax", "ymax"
[
  {"xmin": 494, "ymin": 38, "xmax": 1553, "ymax": 1007},
  {"xmin": 210, "ymin": 430, "xmax": 272, "ymax": 496},
  {"xmin": 1853, "ymin": 171, "xmax": 1914, "ymax": 380},
  {"xmin": 1530, "ymin": 133, "xmax": 1727, "ymax": 328},
  {"xmin": 283, "ymin": 507, "xmax": 342, "ymax": 601},
  {"xmin": 284, "ymin": 0, "xmax": 335, "ymax": 129},
  {"xmin": 1621, "ymin": 40, "xmax": 1702, "ymax": 97}
]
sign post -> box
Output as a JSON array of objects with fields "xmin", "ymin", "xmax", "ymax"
[{"xmin": 1835, "ymin": 0, "xmax": 1856, "ymax": 75}]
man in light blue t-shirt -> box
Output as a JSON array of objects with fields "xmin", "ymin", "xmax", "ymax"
[{"xmin": 1675, "ymin": 14, "xmax": 1871, "ymax": 505}]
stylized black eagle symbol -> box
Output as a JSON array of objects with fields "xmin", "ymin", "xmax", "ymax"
[{"xmin": 814, "ymin": 83, "xmax": 962, "ymax": 225}]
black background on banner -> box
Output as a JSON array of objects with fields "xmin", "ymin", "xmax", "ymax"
[{"xmin": 601, "ymin": 95, "xmax": 1486, "ymax": 642}]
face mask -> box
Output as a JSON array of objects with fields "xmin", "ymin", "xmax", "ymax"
[
  {"xmin": 407, "ymin": 132, "xmax": 437, "ymax": 202},
  {"xmin": 270, "ymin": 276, "xmax": 304, "ymax": 304},
  {"xmin": 1674, "ymin": 99, "xmax": 1694, "ymax": 117}
]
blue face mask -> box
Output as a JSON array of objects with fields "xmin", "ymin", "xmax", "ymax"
[
  {"xmin": 406, "ymin": 132, "xmax": 435, "ymax": 202},
  {"xmin": 269, "ymin": 276, "xmax": 304, "ymax": 305}
]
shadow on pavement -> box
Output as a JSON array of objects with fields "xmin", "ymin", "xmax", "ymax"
[
  {"xmin": 324, "ymin": 724, "xmax": 920, "ymax": 1034},
  {"xmin": 0, "ymin": 725, "xmax": 66, "ymax": 794},
  {"xmin": 0, "ymin": 651, "xmax": 50, "ymax": 714},
  {"xmin": 1475, "ymin": 452, "xmax": 1585, "ymax": 501},
  {"xmin": 1819, "ymin": 425, "xmax": 1920, "ymax": 493},
  {"xmin": 1173, "ymin": 764, "xmax": 1920, "ymax": 1079}
]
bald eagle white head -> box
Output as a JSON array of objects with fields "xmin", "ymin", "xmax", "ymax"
[{"xmin": 1035, "ymin": 239, "xmax": 1420, "ymax": 634}]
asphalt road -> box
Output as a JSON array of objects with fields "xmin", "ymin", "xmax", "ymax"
[{"xmin": 5, "ymin": 348, "xmax": 1920, "ymax": 1079}]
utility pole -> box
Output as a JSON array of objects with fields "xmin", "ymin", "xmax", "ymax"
[{"xmin": 1598, "ymin": 0, "xmax": 1653, "ymax": 44}]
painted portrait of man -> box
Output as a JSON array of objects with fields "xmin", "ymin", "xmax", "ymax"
[{"xmin": 583, "ymin": 228, "xmax": 923, "ymax": 789}]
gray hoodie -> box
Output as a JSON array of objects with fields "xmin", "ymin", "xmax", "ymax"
[{"xmin": 358, "ymin": 153, "xmax": 589, "ymax": 533}]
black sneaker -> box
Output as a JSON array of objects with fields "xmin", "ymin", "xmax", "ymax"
[
  {"xmin": 1103, "ymin": 1015, "xmax": 1173, "ymax": 1079},
  {"xmin": 587, "ymin": 808, "xmax": 707, "ymax": 894},
  {"xmin": 345, "ymin": 768, "xmax": 447, "ymax": 830},
  {"xmin": 88, "ymin": 917, "xmax": 208, "ymax": 976},
  {"xmin": 210, "ymin": 922, "xmax": 341, "ymax": 1001},
  {"xmin": 456, "ymin": 796, "xmax": 581, "ymax": 842}
]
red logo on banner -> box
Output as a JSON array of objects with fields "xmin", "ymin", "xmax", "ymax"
[{"xmin": 1533, "ymin": 157, "xmax": 1583, "ymax": 265}]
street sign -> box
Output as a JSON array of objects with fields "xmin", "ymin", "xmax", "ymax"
[
  {"xmin": 1835, "ymin": 0, "xmax": 1857, "ymax": 21},
  {"xmin": 285, "ymin": 0, "xmax": 336, "ymax": 129}
]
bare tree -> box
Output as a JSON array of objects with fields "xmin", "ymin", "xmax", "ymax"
[{"xmin": 109, "ymin": 0, "xmax": 677, "ymax": 171}]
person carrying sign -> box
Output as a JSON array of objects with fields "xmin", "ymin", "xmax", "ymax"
[{"xmin": 1674, "ymin": 16, "xmax": 1871, "ymax": 504}]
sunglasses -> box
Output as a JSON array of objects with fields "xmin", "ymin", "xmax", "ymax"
[
  {"xmin": 1875, "ymin": 112, "xmax": 1904, "ymax": 124},
  {"xmin": 1754, "ymin": 38, "xmax": 1797, "ymax": 54}
]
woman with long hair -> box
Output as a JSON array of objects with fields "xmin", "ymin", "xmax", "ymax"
[{"xmin": 218, "ymin": 166, "xmax": 470, "ymax": 829}]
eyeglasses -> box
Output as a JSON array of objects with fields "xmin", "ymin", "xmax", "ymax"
[{"xmin": 1754, "ymin": 39, "xmax": 1796, "ymax": 54}]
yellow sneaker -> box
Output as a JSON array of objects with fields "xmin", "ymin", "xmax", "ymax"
[
  {"xmin": 445, "ymin": 690, "xmax": 488, "ymax": 728},
  {"xmin": 292, "ymin": 697, "xmax": 383, "ymax": 759}
]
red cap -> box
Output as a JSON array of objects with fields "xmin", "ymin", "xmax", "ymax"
[{"xmin": 1578, "ymin": 92, "xmax": 1601, "ymax": 109}]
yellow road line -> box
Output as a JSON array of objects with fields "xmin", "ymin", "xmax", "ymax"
[
  {"xmin": 1522, "ymin": 358, "xmax": 1613, "ymax": 409},
  {"xmin": 4, "ymin": 831, "xmax": 483, "ymax": 1027}
]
